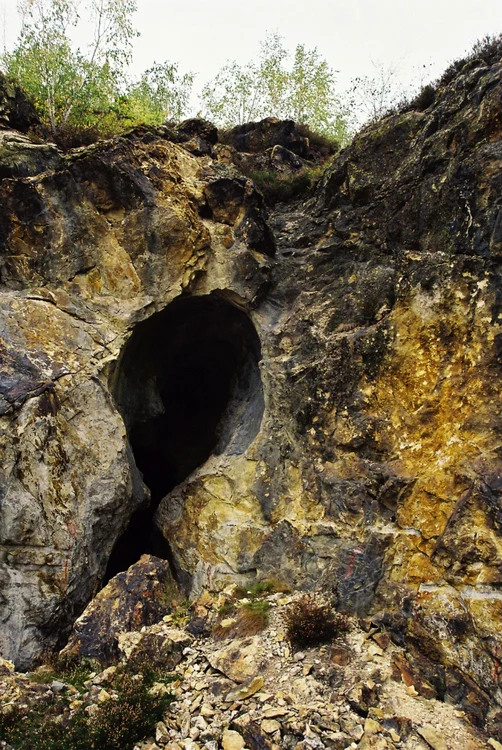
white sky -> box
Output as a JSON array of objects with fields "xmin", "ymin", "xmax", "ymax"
[{"xmin": 1, "ymin": 0, "xmax": 501, "ymax": 106}]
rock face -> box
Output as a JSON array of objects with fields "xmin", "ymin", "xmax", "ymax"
[
  {"xmin": 1, "ymin": 55, "xmax": 502, "ymax": 733},
  {"xmin": 0, "ymin": 91, "xmax": 275, "ymax": 666}
]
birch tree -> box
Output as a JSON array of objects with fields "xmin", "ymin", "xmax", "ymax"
[{"xmin": 3, "ymin": 0, "xmax": 137, "ymax": 133}]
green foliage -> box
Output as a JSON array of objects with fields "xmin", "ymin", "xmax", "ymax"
[
  {"xmin": 239, "ymin": 599, "xmax": 270, "ymax": 632},
  {"xmin": 233, "ymin": 577, "xmax": 291, "ymax": 599},
  {"xmin": 245, "ymin": 163, "xmax": 328, "ymax": 206},
  {"xmin": 88, "ymin": 671, "xmax": 172, "ymax": 750},
  {"xmin": 1, "ymin": 664, "xmax": 173, "ymax": 750},
  {"xmin": 247, "ymin": 169, "xmax": 311, "ymax": 205},
  {"xmin": 3, "ymin": 0, "xmax": 137, "ymax": 134},
  {"xmin": 217, "ymin": 600, "xmax": 235, "ymax": 617},
  {"xmin": 212, "ymin": 598, "xmax": 270, "ymax": 639},
  {"xmin": 170, "ymin": 598, "xmax": 191, "ymax": 628},
  {"xmin": 125, "ymin": 61, "xmax": 194, "ymax": 126},
  {"xmin": 201, "ymin": 32, "xmax": 349, "ymax": 142},
  {"xmin": 283, "ymin": 595, "xmax": 349, "ymax": 648},
  {"xmin": 2, "ymin": 0, "xmax": 193, "ymax": 143},
  {"xmin": 212, "ymin": 579, "xmax": 290, "ymax": 638},
  {"xmin": 28, "ymin": 661, "xmax": 92, "ymax": 692}
]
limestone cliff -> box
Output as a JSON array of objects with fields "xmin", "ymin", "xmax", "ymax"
[{"xmin": 1, "ymin": 49, "xmax": 502, "ymax": 736}]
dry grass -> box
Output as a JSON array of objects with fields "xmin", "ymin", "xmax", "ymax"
[{"xmin": 212, "ymin": 600, "xmax": 271, "ymax": 639}]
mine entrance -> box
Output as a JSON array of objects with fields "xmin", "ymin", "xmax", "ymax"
[{"xmin": 105, "ymin": 294, "xmax": 264, "ymax": 581}]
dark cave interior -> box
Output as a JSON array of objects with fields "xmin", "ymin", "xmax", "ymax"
[{"xmin": 104, "ymin": 294, "xmax": 264, "ymax": 582}]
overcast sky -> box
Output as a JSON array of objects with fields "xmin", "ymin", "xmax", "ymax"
[{"xmin": 1, "ymin": 0, "xmax": 501, "ymax": 102}]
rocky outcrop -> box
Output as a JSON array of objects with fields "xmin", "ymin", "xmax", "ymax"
[
  {"xmin": 0, "ymin": 119, "xmax": 275, "ymax": 668},
  {"xmin": 215, "ymin": 117, "xmax": 337, "ymax": 180},
  {"xmin": 0, "ymin": 589, "xmax": 492, "ymax": 749},
  {"xmin": 61, "ymin": 555, "xmax": 179, "ymax": 663},
  {"xmin": 221, "ymin": 119, "xmax": 312, "ymax": 157},
  {"xmin": 1, "ymin": 49, "xmax": 502, "ymax": 739}
]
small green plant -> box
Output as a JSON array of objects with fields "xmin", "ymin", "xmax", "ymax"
[
  {"xmin": 283, "ymin": 594, "xmax": 349, "ymax": 648},
  {"xmin": 28, "ymin": 652, "xmax": 95, "ymax": 692},
  {"xmin": 234, "ymin": 578, "xmax": 291, "ymax": 600},
  {"xmin": 217, "ymin": 600, "xmax": 236, "ymax": 617},
  {"xmin": 247, "ymin": 166, "xmax": 324, "ymax": 205},
  {"xmin": 213, "ymin": 594, "xmax": 272, "ymax": 639},
  {"xmin": 171, "ymin": 598, "xmax": 191, "ymax": 628}
]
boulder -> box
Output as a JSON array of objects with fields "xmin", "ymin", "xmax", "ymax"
[
  {"xmin": 222, "ymin": 118, "xmax": 310, "ymax": 157},
  {"xmin": 207, "ymin": 636, "xmax": 264, "ymax": 683},
  {"xmin": 61, "ymin": 555, "xmax": 178, "ymax": 662}
]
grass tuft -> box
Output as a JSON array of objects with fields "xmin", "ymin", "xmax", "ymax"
[
  {"xmin": 233, "ymin": 578, "xmax": 290, "ymax": 600},
  {"xmin": 237, "ymin": 600, "xmax": 270, "ymax": 635}
]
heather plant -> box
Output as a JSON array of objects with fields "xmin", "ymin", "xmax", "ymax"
[
  {"xmin": 398, "ymin": 34, "xmax": 502, "ymax": 117},
  {"xmin": 0, "ymin": 663, "xmax": 173, "ymax": 750},
  {"xmin": 283, "ymin": 594, "xmax": 349, "ymax": 648}
]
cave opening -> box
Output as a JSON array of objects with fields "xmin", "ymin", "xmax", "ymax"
[{"xmin": 105, "ymin": 294, "xmax": 264, "ymax": 582}]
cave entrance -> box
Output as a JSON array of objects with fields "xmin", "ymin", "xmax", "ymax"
[{"xmin": 105, "ymin": 294, "xmax": 264, "ymax": 581}]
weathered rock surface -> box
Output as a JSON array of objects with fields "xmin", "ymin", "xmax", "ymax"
[
  {"xmin": 0, "ymin": 108, "xmax": 275, "ymax": 667},
  {"xmin": 221, "ymin": 118, "xmax": 312, "ymax": 157},
  {"xmin": 61, "ymin": 554, "xmax": 178, "ymax": 662},
  {"xmin": 1, "ymin": 51, "xmax": 502, "ymax": 738}
]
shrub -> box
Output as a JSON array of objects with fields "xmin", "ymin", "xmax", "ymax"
[
  {"xmin": 398, "ymin": 33, "xmax": 502, "ymax": 116},
  {"xmin": 408, "ymin": 84, "xmax": 436, "ymax": 112},
  {"xmin": 1, "ymin": 664, "xmax": 173, "ymax": 750},
  {"xmin": 29, "ymin": 651, "xmax": 97, "ymax": 691},
  {"xmin": 438, "ymin": 33, "xmax": 502, "ymax": 88},
  {"xmin": 90, "ymin": 671, "xmax": 172, "ymax": 750},
  {"xmin": 247, "ymin": 165, "xmax": 326, "ymax": 205},
  {"xmin": 283, "ymin": 595, "xmax": 349, "ymax": 648}
]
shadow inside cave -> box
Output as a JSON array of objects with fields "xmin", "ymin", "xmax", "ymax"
[{"xmin": 104, "ymin": 293, "xmax": 264, "ymax": 583}]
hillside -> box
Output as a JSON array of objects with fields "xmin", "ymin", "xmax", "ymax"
[{"xmin": 1, "ymin": 47, "xmax": 502, "ymax": 748}]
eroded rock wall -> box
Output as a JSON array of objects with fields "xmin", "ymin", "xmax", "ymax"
[
  {"xmin": 1, "ymin": 58, "xmax": 502, "ymax": 731},
  {"xmin": 0, "ymin": 101, "xmax": 274, "ymax": 666}
]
